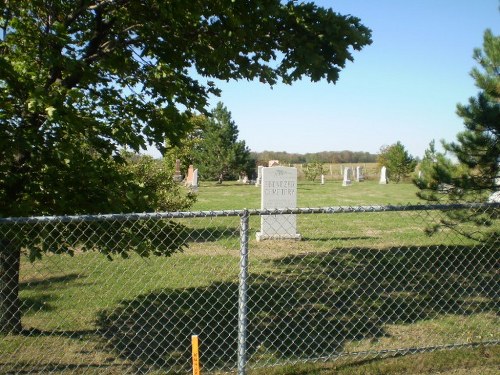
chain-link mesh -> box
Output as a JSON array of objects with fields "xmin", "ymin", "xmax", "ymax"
[{"xmin": 0, "ymin": 204, "xmax": 498, "ymax": 374}]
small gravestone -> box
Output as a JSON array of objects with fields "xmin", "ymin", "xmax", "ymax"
[
  {"xmin": 256, "ymin": 167, "xmax": 301, "ymax": 241},
  {"xmin": 255, "ymin": 166, "xmax": 263, "ymax": 187},
  {"xmin": 488, "ymin": 169, "xmax": 500, "ymax": 202},
  {"xmin": 268, "ymin": 160, "xmax": 280, "ymax": 167},
  {"xmin": 185, "ymin": 165, "xmax": 194, "ymax": 186},
  {"xmin": 191, "ymin": 168, "xmax": 198, "ymax": 191},
  {"xmin": 173, "ymin": 159, "xmax": 183, "ymax": 182},
  {"xmin": 356, "ymin": 166, "xmax": 364, "ymax": 182},
  {"xmin": 379, "ymin": 166, "xmax": 388, "ymax": 184},
  {"xmin": 342, "ymin": 167, "xmax": 352, "ymax": 186}
]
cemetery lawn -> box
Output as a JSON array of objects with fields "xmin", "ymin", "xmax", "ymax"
[
  {"xmin": 192, "ymin": 179, "xmax": 423, "ymax": 210},
  {"xmin": 2, "ymin": 180, "xmax": 498, "ymax": 374}
]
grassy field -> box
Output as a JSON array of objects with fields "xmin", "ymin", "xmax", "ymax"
[
  {"xmin": 192, "ymin": 179, "xmax": 422, "ymax": 210},
  {"xmin": 1, "ymin": 180, "xmax": 498, "ymax": 374}
]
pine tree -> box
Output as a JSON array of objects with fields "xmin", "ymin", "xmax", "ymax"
[
  {"xmin": 194, "ymin": 103, "xmax": 253, "ymax": 183},
  {"xmin": 415, "ymin": 29, "xmax": 499, "ymax": 243},
  {"xmin": 445, "ymin": 29, "xmax": 500, "ymax": 196}
]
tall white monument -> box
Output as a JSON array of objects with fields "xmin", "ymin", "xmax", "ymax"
[
  {"xmin": 379, "ymin": 166, "xmax": 388, "ymax": 184},
  {"xmin": 256, "ymin": 167, "xmax": 301, "ymax": 241},
  {"xmin": 255, "ymin": 166, "xmax": 263, "ymax": 187},
  {"xmin": 356, "ymin": 166, "xmax": 364, "ymax": 182},
  {"xmin": 342, "ymin": 167, "xmax": 352, "ymax": 186}
]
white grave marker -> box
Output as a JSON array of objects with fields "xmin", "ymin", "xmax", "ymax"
[
  {"xmin": 342, "ymin": 167, "xmax": 352, "ymax": 186},
  {"xmin": 488, "ymin": 166, "xmax": 500, "ymax": 202},
  {"xmin": 256, "ymin": 167, "xmax": 301, "ymax": 241},
  {"xmin": 356, "ymin": 166, "xmax": 364, "ymax": 182},
  {"xmin": 255, "ymin": 166, "xmax": 263, "ymax": 187},
  {"xmin": 191, "ymin": 169, "xmax": 198, "ymax": 191},
  {"xmin": 379, "ymin": 166, "xmax": 388, "ymax": 184}
]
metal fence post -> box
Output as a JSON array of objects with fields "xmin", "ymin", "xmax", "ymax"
[{"xmin": 238, "ymin": 209, "xmax": 250, "ymax": 375}]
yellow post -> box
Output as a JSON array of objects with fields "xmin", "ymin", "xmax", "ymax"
[{"xmin": 192, "ymin": 335, "xmax": 200, "ymax": 375}]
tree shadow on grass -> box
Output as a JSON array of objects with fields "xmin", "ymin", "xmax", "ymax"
[
  {"xmin": 20, "ymin": 273, "xmax": 81, "ymax": 289},
  {"xmin": 95, "ymin": 243, "xmax": 498, "ymax": 373},
  {"xmin": 20, "ymin": 273, "xmax": 82, "ymax": 315}
]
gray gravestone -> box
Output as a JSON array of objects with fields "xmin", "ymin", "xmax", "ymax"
[
  {"xmin": 342, "ymin": 167, "xmax": 352, "ymax": 186},
  {"xmin": 256, "ymin": 167, "xmax": 301, "ymax": 241},
  {"xmin": 356, "ymin": 166, "xmax": 364, "ymax": 182},
  {"xmin": 173, "ymin": 159, "xmax": 183, "ymax": 182}
]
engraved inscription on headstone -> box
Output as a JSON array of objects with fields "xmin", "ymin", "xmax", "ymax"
[{"xmin": 256, "ymin": 167, "xmax": 301, "ymax": 241}]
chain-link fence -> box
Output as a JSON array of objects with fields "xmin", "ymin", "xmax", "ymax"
[{"xmin": 0, "ymin": 203, "xmax": 499, "ymax": 374}]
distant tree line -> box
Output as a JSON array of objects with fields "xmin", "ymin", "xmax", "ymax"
[{"xmin": 251, "ymin": 150, "xmax": 378, "ymax": 165}]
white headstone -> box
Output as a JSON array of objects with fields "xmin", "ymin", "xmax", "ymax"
[
  {"xmin": 488, "ymin": 191, "xmax": 500, "ymax": 203},
  {"xmin": 192, "ymin": 168, "xmax": 198, "ymax": 185},
  {"xmin": 342, "ymin": 167, "xmax": 352, "ymax": 186},
  {"xmin": 356, "ymin": 166, "xmax": 364, "ymax": 182},
  {"xmin": 256, "ymin": 167, "xmax": 301, "ymax": 241},
  {"xmin": 255, "ymin": 166, "xmax": 263, "ymax": 186},
  {"xmin": 488, "ymin": 167, "xmax": 500, "ymax": 202},
  {"xmin": 379, "ymin": 166, "xmax": 388, "ymax": 184}
]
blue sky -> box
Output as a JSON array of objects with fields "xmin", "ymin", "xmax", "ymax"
[
  {"xmin": 149, "ymin": 1, "xmax": 499, "ymax": 159},
  {"xmin": 144, "ymin": 0, "xmax": 500, "ymax": 157}
]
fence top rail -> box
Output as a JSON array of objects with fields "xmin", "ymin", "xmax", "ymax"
[{"xmin": 0, "ymin": 202, "xmax": 498, "ymax": 224}]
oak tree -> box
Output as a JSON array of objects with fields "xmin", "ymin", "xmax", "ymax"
[{"xmin": 0, "ymin": 0, "xmax": 372, "ymax": 332}]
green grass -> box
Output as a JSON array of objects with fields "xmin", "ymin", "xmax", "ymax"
[
  {"xmin": 249, "ymin": 345, "xmax": 500, "ymax": 375},
  {"xmin": 192, "ymin": 180, "xmax": 422, "ymax": 211},
  {"xmin": 1, "ymin": 179, "xmax": 498, "ymax": 374}
]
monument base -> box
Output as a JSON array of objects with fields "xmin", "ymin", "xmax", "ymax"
[
  {"xmin": 488, "ymin": 191, "xmax": 500, "ymax": 203},
  {"xmin": 256, "ymin": 232, "xmax": 302, "ymax": 242}
]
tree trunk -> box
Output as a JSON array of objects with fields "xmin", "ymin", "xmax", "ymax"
[{"xmin": 0, "ymin": 239, "xmax": 22, "ymax": 334}]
